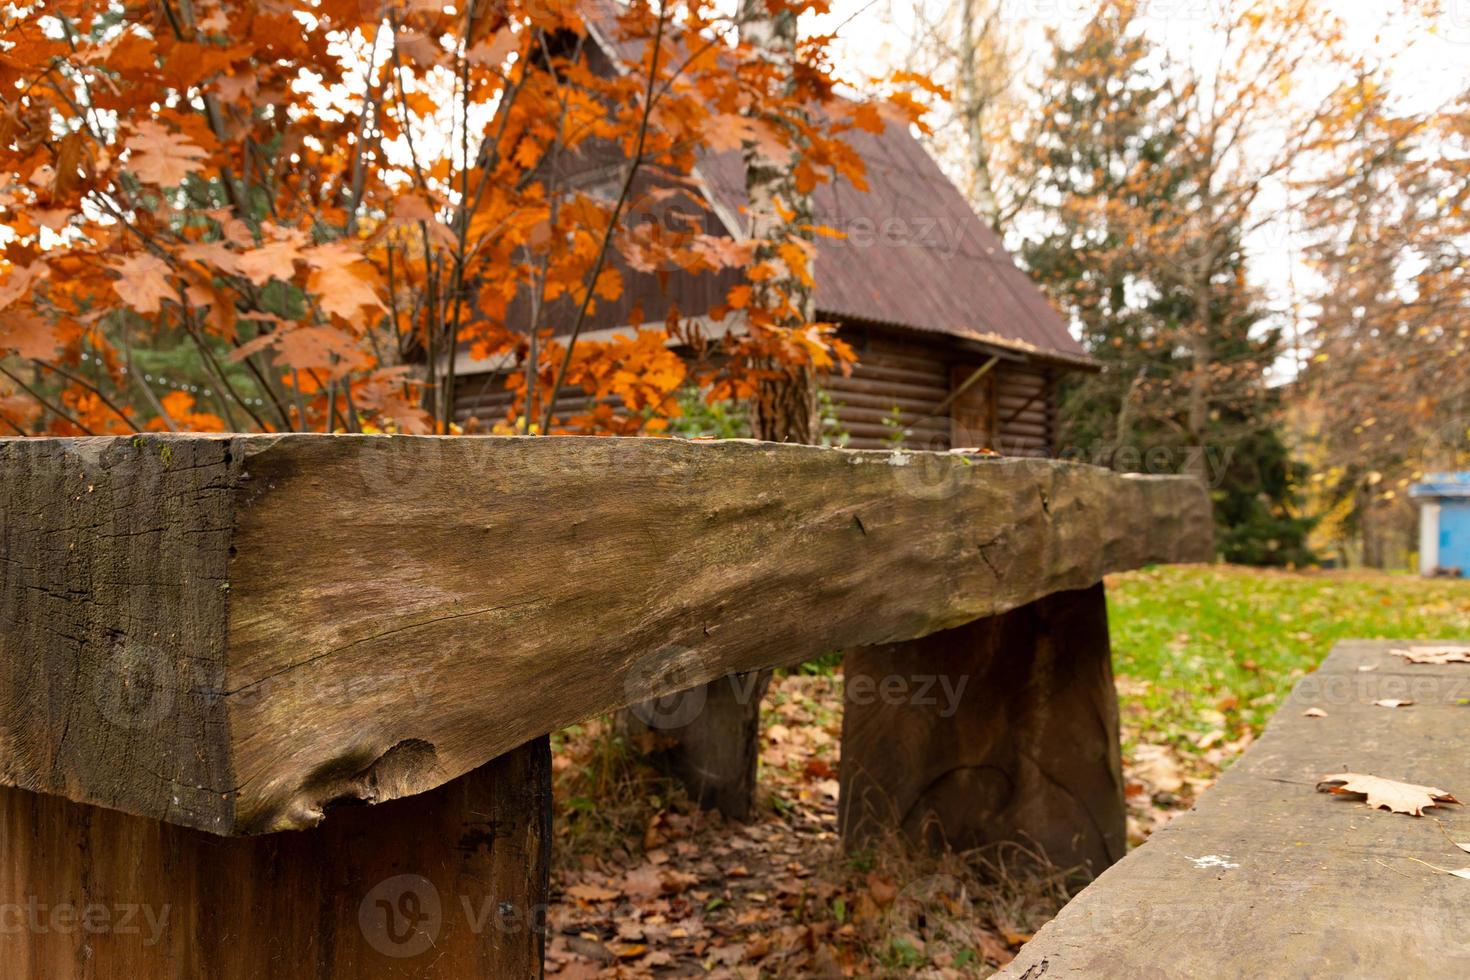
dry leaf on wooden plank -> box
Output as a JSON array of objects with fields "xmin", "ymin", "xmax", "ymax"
[
  {"xmin": 1405, "ymin": 856, "xmax": 1470, "ymax": 879},
  {"xmin": 1393, "ymin": 646, "xmax": 1470, "ymax": 665},
  {"xmin": 1434, "ymin": 822, "xmax": 1470, "ymax": 854},
  {"xmin": 1303, "ymin": 707, "xmax": 1328, "ymax": 718},
  {"xmin": 1317, "ymin": 773, "xmax": 1461, "ymax": 816},
  {"xmin": 1372, "ymin": 699, "xmax": 1414, "ymax": 708}
]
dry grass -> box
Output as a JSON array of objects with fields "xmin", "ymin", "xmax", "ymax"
[{"xmin": 551, "ymin": 717, "xmax": 689, "ymax": 869}]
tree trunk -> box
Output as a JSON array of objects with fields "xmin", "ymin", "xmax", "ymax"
[
  {"xmin": 957, "ymin": 0, "xmax": 999, "ymax": 229},
  {"xmin": 740, "ymin": 0, "xmax": 818, "ymax": 446},
  {"xmin": 1185, "ymin": 269, "xmax": 1213, "ymax": 482}
]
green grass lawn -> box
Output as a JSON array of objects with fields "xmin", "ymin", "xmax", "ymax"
[{"xmin": 1107, "ymin": 565, "xmax": 1470, "ymax": 752}]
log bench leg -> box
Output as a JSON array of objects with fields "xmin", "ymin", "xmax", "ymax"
[
  {"xmin": 620, "ymin": 670, "xmax": 771, "ymax": 822},
  {"xmin": 0, "ymin": 737, "xmax": 551, "ymax": 979},
  {"xmin": 838, "ymin": 583, "xmax": 1125, "ymax": 877}
]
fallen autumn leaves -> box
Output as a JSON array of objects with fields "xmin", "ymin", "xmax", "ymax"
[
  {"xmin": 1393, "ymin": 645, "xmax": 1470, "ymax": 665},
  {"xmin": 1316, "ymin": 773, "xmax": 1462, "ymax": 816},
  {"xmin": 547, "ymin": 674, "xmax": 1084, "ymax": 977},
  {"xmin": 547, "ymin": 668, "xmax": 1227, "ymax": 977}
]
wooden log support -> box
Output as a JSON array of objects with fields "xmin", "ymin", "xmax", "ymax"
[
  {"xmin": 620, "ymin": 669, "xmax": 772, "ymax": 821},
  {"xmin": 839, "ymin": 583, "xmax": 1124, "ymax": 876},
  {"xmin": 0, "ymin": 736, "xmax": 550, "ymax": 979},
  {"xmin": 0, "ymin": 434, "xmax": 1210, "ymax": 838}
]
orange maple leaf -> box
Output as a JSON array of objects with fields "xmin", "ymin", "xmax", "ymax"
[
  {"xmin": 124, "ymin": 121, "xmax": 208, "ymax": 186},
  {"xmin": 305, "ymin": 243, "xmax": 385, "ymax": 322},
  {"xmin": 236, "ymin": 232, "xmax": 308, "ymax": 286},
  {"xmin": 0, "ymin": 309, "xmax": 61, "ymax": 359},
  {"xmin": 110, "ymin": 253, "xmax": 175, "ymax": 314},
  {"xmin": 0, "ymin": 263, "xmax": 43, "ymax": 311},
  {"xmin": 149, "ymin": 391, "xmax": 225, "ymax": 433}
]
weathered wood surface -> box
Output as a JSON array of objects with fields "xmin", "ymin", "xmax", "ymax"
[
  {"xmin": 841, "ymin": 583, "xmax": 1124, "ymax": 875},
  {"xmin": 0, "ymin": 434, "xmax": 1211, "ymax": 835},
  {"xmin": 0, "ymin": 736, "xmax": 550, "ymax": 979},
  {"xmin": 1000, "ymin": 640, "xmax": 1470, "ymax": 979}
]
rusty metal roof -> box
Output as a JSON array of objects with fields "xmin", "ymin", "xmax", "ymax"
[
  {"xmin": 580, "ymin": 0, "xmax": 1085, "ymax": 362},
  {"xmin": 695, "ymin": 130, "xmax": 1086, "ymax": 361}
]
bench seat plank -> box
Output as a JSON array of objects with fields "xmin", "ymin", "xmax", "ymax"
[
  {"xmin": 0, "ymin": 434, "xmax": 1210, "ymax": 835},
  {"xmin": 1000, "ymin": 639, "xmax": 1470, "ymax": 978}
]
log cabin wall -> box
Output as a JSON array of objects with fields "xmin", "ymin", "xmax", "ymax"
[
  {"xmin": 823, "ymin": 324, "xmax": 1058, "ymax": 455},
  {"xmin": 450, "ymin": 323, "xmax": 1060, "ymax": 455},
  {"xmin": 821, "ymin": 326, "xmax": 951, "ymax": 451},
  {"xmin": 452, "ymin": 373, "xmax": 579, "ymax": 431},
  {"xmin": 993, "ymin": 361, "xmax": 1057, "ymax": 458}
]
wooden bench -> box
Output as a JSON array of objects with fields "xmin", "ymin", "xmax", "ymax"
[
  {"xmin": 0, "ymin": 434, "xmax": 1211, "ymax": 977},
  {"xmin": 1000, "ymin": 639, "xmax": 1470, "ymax": 978}
]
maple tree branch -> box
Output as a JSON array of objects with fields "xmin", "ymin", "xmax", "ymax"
[
  {"xmin": 389, "ymin": 40, "xmax": 431, "ymax": 193},
  {"xmin": 346, "ymin": 24, "xmax": 386, "ymax": 238},
  {"xmin": 441, "ymin": 5, "xmax": 534, "ymax": 433},
  {"xmin": 30, "ymin": 360, "xmax": 142, "ymax": 433},
  {"xmin": 307, "ymin": 368, "xmax": 353, "ymax": 433},
  {"xmin": 98, "ymin": 193, "xmax": 293, "ymax": 432},
  {"xmin": 173, "ymin": 296, "xmax": 267, "ymax": 432},
  {"xmin": 541, "ymin": 2, "xmax": 669, "ymax": 434},
  {"xmin": 518, "ymin": 29, "xmax": 580, "ymax": 434},
  {"xmin": 287, "ymin": 369, "xmax": 308, "ymax": 427},
  {"xmin": 340, "ymin": 370, "xmax": 361, "ymax": 433},
  {"xmin": 441, "ymin": 11, "xmax": 476, "ymax": 435},
  {"xmin": 56, "ymin": 16, "xmax": 106, "ymax": 141},
  {"xmin": 0, "ymin": 364, "xmax": 94, "ymax": 435},
  {"xmin": 122, "ymin": 337, "xmax": 178, "ymax": 433},
  {"xmin": 227, "ymin": 331, "xmax": 296, "ymax": 432},
  {"xmin": 157, "ymin": 0, "xmax": 252, "ymax": 222}
]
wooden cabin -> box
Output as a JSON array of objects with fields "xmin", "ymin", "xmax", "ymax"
[{"xmin": 451, "ymin": 5, "xmax": 1093, "ymax": 454}]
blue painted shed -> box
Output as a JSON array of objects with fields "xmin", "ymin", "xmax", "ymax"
[{"xmin": 1410, "ymin": 473, "xmax": 1470, "ymax": 577}]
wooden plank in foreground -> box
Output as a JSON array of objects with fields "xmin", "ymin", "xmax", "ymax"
[
  {"xmin": 999, "ymin": 640, "xmax": 1470, "ymax": 979},
  {"xmin": 0, "ymin": 736, "xmax": 550, "ymax": 979},
  {"xmin": 0, "ymin": 434, "xmax": 1211, "ymax": 836}
]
